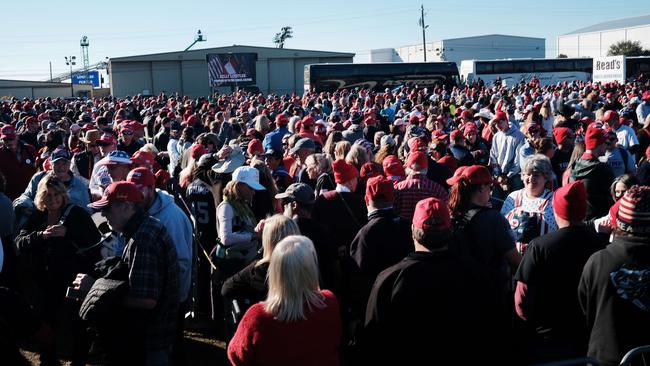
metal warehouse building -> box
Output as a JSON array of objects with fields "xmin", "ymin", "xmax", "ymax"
[
  {"xmin": 557, "ymin": 15, "xmax": 650, "ymax": 58},
  {"xmin": 0, "ymin": 79, "xmax": 94, "ymax": 99},
  {"xmin": 362, "ymin": 34, "xmax": 545, "ymax": 66},
  {"xmin": 109, "ymin": 45, "xmax": 354, "ymax": 98}
]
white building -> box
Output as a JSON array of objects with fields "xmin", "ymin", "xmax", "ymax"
[
  {"xmin": 358, "ymin": 34, "xmax": 545, "ymax": 66},
  {"xmin": 557, "ymin": 15, "xmax": 650, "ymax": 58}
]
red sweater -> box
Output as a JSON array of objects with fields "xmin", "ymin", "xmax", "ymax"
[
  {"xmin": 0, "ymin": 143, "xmax": 37, "ymax": 200},
  {"xmin": 227, "ymin": 290, "xmax": 341, "ymax": 366}
]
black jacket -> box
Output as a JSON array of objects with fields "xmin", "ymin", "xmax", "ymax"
[
  {"xmin": 579, "ymin": 236, "xmax": 650, "ymax": 366},
  {"xmin": 570, "ymin": 156, "xmax": 615, "ymax": 220}
]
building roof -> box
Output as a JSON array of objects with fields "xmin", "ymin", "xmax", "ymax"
[
  {"xmin": 564, "ymin": 15, "xmax": 650, "ymax": 35},
  {"xmin": 442, "ymin": 34, "xmax": 544, "ymax": 42},
  {"xmin": 110, "ymin": 44, "xmax": 354, "ymax": 62}
]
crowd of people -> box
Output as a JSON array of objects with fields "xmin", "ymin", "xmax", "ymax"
[{"xmin": 0, "ymin": 76, "xmax": 650, "ymax": 366}]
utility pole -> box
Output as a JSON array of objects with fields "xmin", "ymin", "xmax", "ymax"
[
  {"xmin": 49, "ymin": 62, "xmax": 53, "ymax": 82},
  {"xmin": 418, "ymin": 5, "xmax": 429, "ymax": 62}
]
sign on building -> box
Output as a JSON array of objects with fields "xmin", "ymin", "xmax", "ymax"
[
  {"xmin": 72, "ymin": 71, "xmax": 100, "ymax": 87},
  {"xmin": 206, "ymin": 53, "xmax": 257, "ymax": 86},
  {"xmin": 592, "ymin": 56, "xmax": 626, "ymax": 84}
]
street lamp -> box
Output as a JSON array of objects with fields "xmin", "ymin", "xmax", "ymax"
[{"xmin": 65, "ymin": 56, "xmax": 76, "ymax": 97}]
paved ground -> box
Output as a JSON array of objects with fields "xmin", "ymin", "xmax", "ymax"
[{"xmin": 20, "ymin": 314, "xmax": 230, "ymax": 365}]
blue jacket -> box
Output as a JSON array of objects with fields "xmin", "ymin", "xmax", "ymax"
[
  {"xmin": 15, "ymin": 171, "xmax": 90, "ymax": 212},
  {"xmin": 148, "ymin": 189, "xmax": 193, "ymax": 302},
  {"xmin": 263, "ymin": 126, "xmax": 289, "ymax": 152}
]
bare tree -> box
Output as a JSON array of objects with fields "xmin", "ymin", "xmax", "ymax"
[{"xmin": 273, "ymin": 26, "xmax": 293, "ymax": 49}]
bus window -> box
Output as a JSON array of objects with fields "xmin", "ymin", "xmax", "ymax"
[
  {"xmin": 575, "ymin": 59, "xmax": 592, "ymax": 72},
  {"xmin": 534, "ymin": 60, "xmax": 553, "ymax": 72},
  {"xmin": 476, "ymin": 62, "xmax": 493, "ymax": 74},
  {"xmin": 513, "ymin": 61, "xmax": 534, "ymax": 73},
  {"xmin": 493, "ymin": 62, "xmax": 514, "ymax": 73},
  {"xmin": 554, "ymin": 60, "xmax": 575, "ymax": 72}
]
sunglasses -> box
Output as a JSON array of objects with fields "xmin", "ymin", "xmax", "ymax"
[{"xmin": 122, "ymin": 131, "xmax": 134, "ymax": 136}]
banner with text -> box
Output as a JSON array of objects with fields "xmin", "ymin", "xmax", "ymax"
[
  {"xmin": 207, "ymin": 53, "xmax": 257, "ymax": 86},
  {"xmin": 592, "ymin": 56, "xmax": 626, "ymax": 84}
]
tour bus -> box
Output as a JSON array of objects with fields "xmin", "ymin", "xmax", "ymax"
[
  {"xmin": 460, "ymin": 58, "xmax": 593, "ymax": 86},
  {"xmin": 460, "ymin": 56, "xmax": 650, "ymax": 86},
  {"xmin": 304, "ymin": 62, "xmax": 460, "ymax": 93}
]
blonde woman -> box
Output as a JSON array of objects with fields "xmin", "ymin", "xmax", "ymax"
[
  {"xmin": 15, "ymin": 174, "xmax": 101, "ymax": 364},
  {"xmin": 345, "ymin": 144, "xmax": 369, "ymax": 171},
  {"xmin": 334, "ymin": 140, "xmax": 351, "ymax": 160},
  {"xmin": 221, "ymin": 215, "xmax": 300, "ymax": 309},
  {"xmin": 228, "ymin": 235, "xmax": 341, "ymax": 366}
]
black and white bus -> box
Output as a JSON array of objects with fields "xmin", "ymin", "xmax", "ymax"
[
  {"xmin": 304, "ymin": 62, "xmax": 460, "ymax": 93},
  {"xmin": 460, "ymin": 58, "xmax": 593, "ymax": 86},
  {"xmin": 460, "ymin": 56, "xmax": 650, "ymax": 86}
]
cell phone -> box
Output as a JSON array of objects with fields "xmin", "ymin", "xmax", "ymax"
[{"xmin": 66, "ymin": 286, "xmax": 85, "ymax": 300}]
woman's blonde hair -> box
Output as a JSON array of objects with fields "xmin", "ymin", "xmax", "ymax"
[
  {"xmin": 345, "ymin": 144, "xmax": 369, "ymax": 170},
  {"xmin": 264, "ymin": 235, "xmax": 325, "ymax": 322},
  {"xmin": 254, "ymin": 115, "xmax": 270, "ymax": 135},
  {"xmin": 222, "ymin": 180, "xmax": 256, "ymax": 224},
  {"xmin": 257, "ymin": 215, "xmax": 300, "ymax": 266},
  {"xmin": 35, "ymin": 174, "xmax": 70, "ymax": 211},
  {"xmin": 334, "ymin": 140, "xmax": 351, "ymax": 160}
]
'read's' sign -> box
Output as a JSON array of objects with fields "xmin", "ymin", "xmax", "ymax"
[{"xmin": 592, "ymin": 56, "xmax": 626, "ymax": 84}]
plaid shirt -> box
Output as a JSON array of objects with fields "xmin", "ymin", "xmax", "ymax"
[
  {"xmin": 122, "ymin": 211, "xmax": 180, "ymax": 351},
  {"xmin": 394, "ymin": 174, "xmax": 449, "ymax": 221}
]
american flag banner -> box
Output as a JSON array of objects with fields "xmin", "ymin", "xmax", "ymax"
[{"xmin": 207, "ymin": 53, "xmax": 257, "ymax": 86}]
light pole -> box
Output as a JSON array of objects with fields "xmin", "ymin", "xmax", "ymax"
[{"xmin": 65, "ymin": 56, "xmax": 76, "ymax": 97}]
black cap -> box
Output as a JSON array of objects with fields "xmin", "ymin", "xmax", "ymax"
[{"xmin": 261, "ymin": 148, "xmax": 283, "ymax": 159}]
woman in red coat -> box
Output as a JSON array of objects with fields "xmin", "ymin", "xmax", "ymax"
[{"xmin": 227, "ymin": 235, "xmax": 342, "ymax": 366}]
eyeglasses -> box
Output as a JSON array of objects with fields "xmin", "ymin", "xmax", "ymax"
[{"xmin": 122, "ymin": 131, "xmax": 133, "ymax": 136}]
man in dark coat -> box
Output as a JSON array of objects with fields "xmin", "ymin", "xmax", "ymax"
[
  {"xmin": 579, "ymin": 185, "xmax": 650, "ymax": 366},
  {"xmin": 515, "ymin": 180, "xmax": 604, "ymax": 363},
  {"xmin": 570, "ymin": 125, "xmax": 614, "ymax": 219},
  {"xmin": 362, "ymin": 197, "xmax": 489, "ymax": 365},
  {"xmin": 349, "ymin": 175, "xmax": 413, "ymax": 320}
]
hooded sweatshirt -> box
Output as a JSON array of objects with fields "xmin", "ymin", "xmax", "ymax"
[
  {"xmin": 579, "ymin": 236, "xmax": 650, "ymax": 366},
  {"xmin": 148, "ymin": 189, "xmax": 193, "ymax": 302},
  {"xmin": 569, "ymin": 154, "xmax": 614, "ymax": 220},
  {"xmin": 490, "ymin": 123, "xmax": 525, "ymax": 178}
]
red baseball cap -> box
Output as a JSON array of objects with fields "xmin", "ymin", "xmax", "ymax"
[
  {"xmin": 585, "ymin": 126, "xmax": 608, "ymax": 150},
  {"xmin": 406, "ymin": 151, "xmax": 428, "ymax": 170},
  {"xmin": 127, "ymin": 167, "xmax": 156, "ymax": 188},
  {"xmin": 603, "ymin": 110, "xmax": 619, "ymax": 122},
  {"xmin": 450, "ymin": 129, "xmax": 462, "ymax": 142},
  {"xmin": 642, "ymin": 91, "xmax": 650, "ymax": 101},
  {"xmin": 191, "ymin": 144, "xmax": 207, "ymax": 160},
  {"xmin": 408, "ymin": 137, "xmax": 428, "ymax": 152},
  {"xmin": 98, "ymin": 132, "xmax": 117, "ymax": 146},
  {"xmin": 131, "ymin": 150, "xmax": 155, "ymax": 166},
  {"xmin": 495, "ymin": 110, "xmax": 507, "ymax": 121},
  {"xmin": 431, "ymin": 130, "xmax": 449, "ymax": 141},
  {"xmin": 89, "ymin": 181, "xmax": 144, "ymax": 209},
  {"xmin": 275, "ymin": 113, "xmax": 289, "ymax": 125},
  {"xmin": 365, "ymin": 175, "xmax": 395, "ymax": 204},
  {"xmin": 446, "ymin": 165, "xmax": 496, "ymax": 186},
  {"xmin": 0, "ymin": 125, "xmax": 16, "ymax": 139},
  {"xmin": 463, "ymin": 122, "xmax": 478, "ymax": 137},
  {"xmin": 412, "ymin": 197, "xmax": 451, "ymax": 231},
  {"xmin": 382, "ymin": 155, "xmax": 405, "ymax": 177},
  {"xmin": 552, "ymin": 127, "xmax": 573, "ymax": 145}
]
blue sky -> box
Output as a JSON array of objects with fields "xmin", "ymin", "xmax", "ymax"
[{"xmin": 2, "ymin": 0, "xmax": 648, "ymax": 81}]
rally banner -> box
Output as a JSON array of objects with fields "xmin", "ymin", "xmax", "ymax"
[{"xmin": 207, "ymin": 53, "xmax": 257, "ymax": 86}]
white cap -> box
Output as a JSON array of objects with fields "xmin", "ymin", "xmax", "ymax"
[{"xmin": 232, "ymin": 166, "xmax": 265, "ymax": 191}]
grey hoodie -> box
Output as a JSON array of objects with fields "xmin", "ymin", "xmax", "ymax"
[{"xmin": 148, "ymin": 189, "xmax": 193, "ymax": 302}]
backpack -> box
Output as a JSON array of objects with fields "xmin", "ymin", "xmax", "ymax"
[
  {"xmin": 504, "ymin": 189, "xmax": 553, "ymax": 254},
  {"xmin": 450, "ymin": 207, "xmax": 487, "ymax": 262}
]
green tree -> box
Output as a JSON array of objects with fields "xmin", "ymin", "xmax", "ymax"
[
  {"xmin": 273, "ymin": 27, "xmax": 293, "ymax": 49},
  {"xmin": 607, "ymin": 40, "xmax": 650, "ymax": 56}
]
